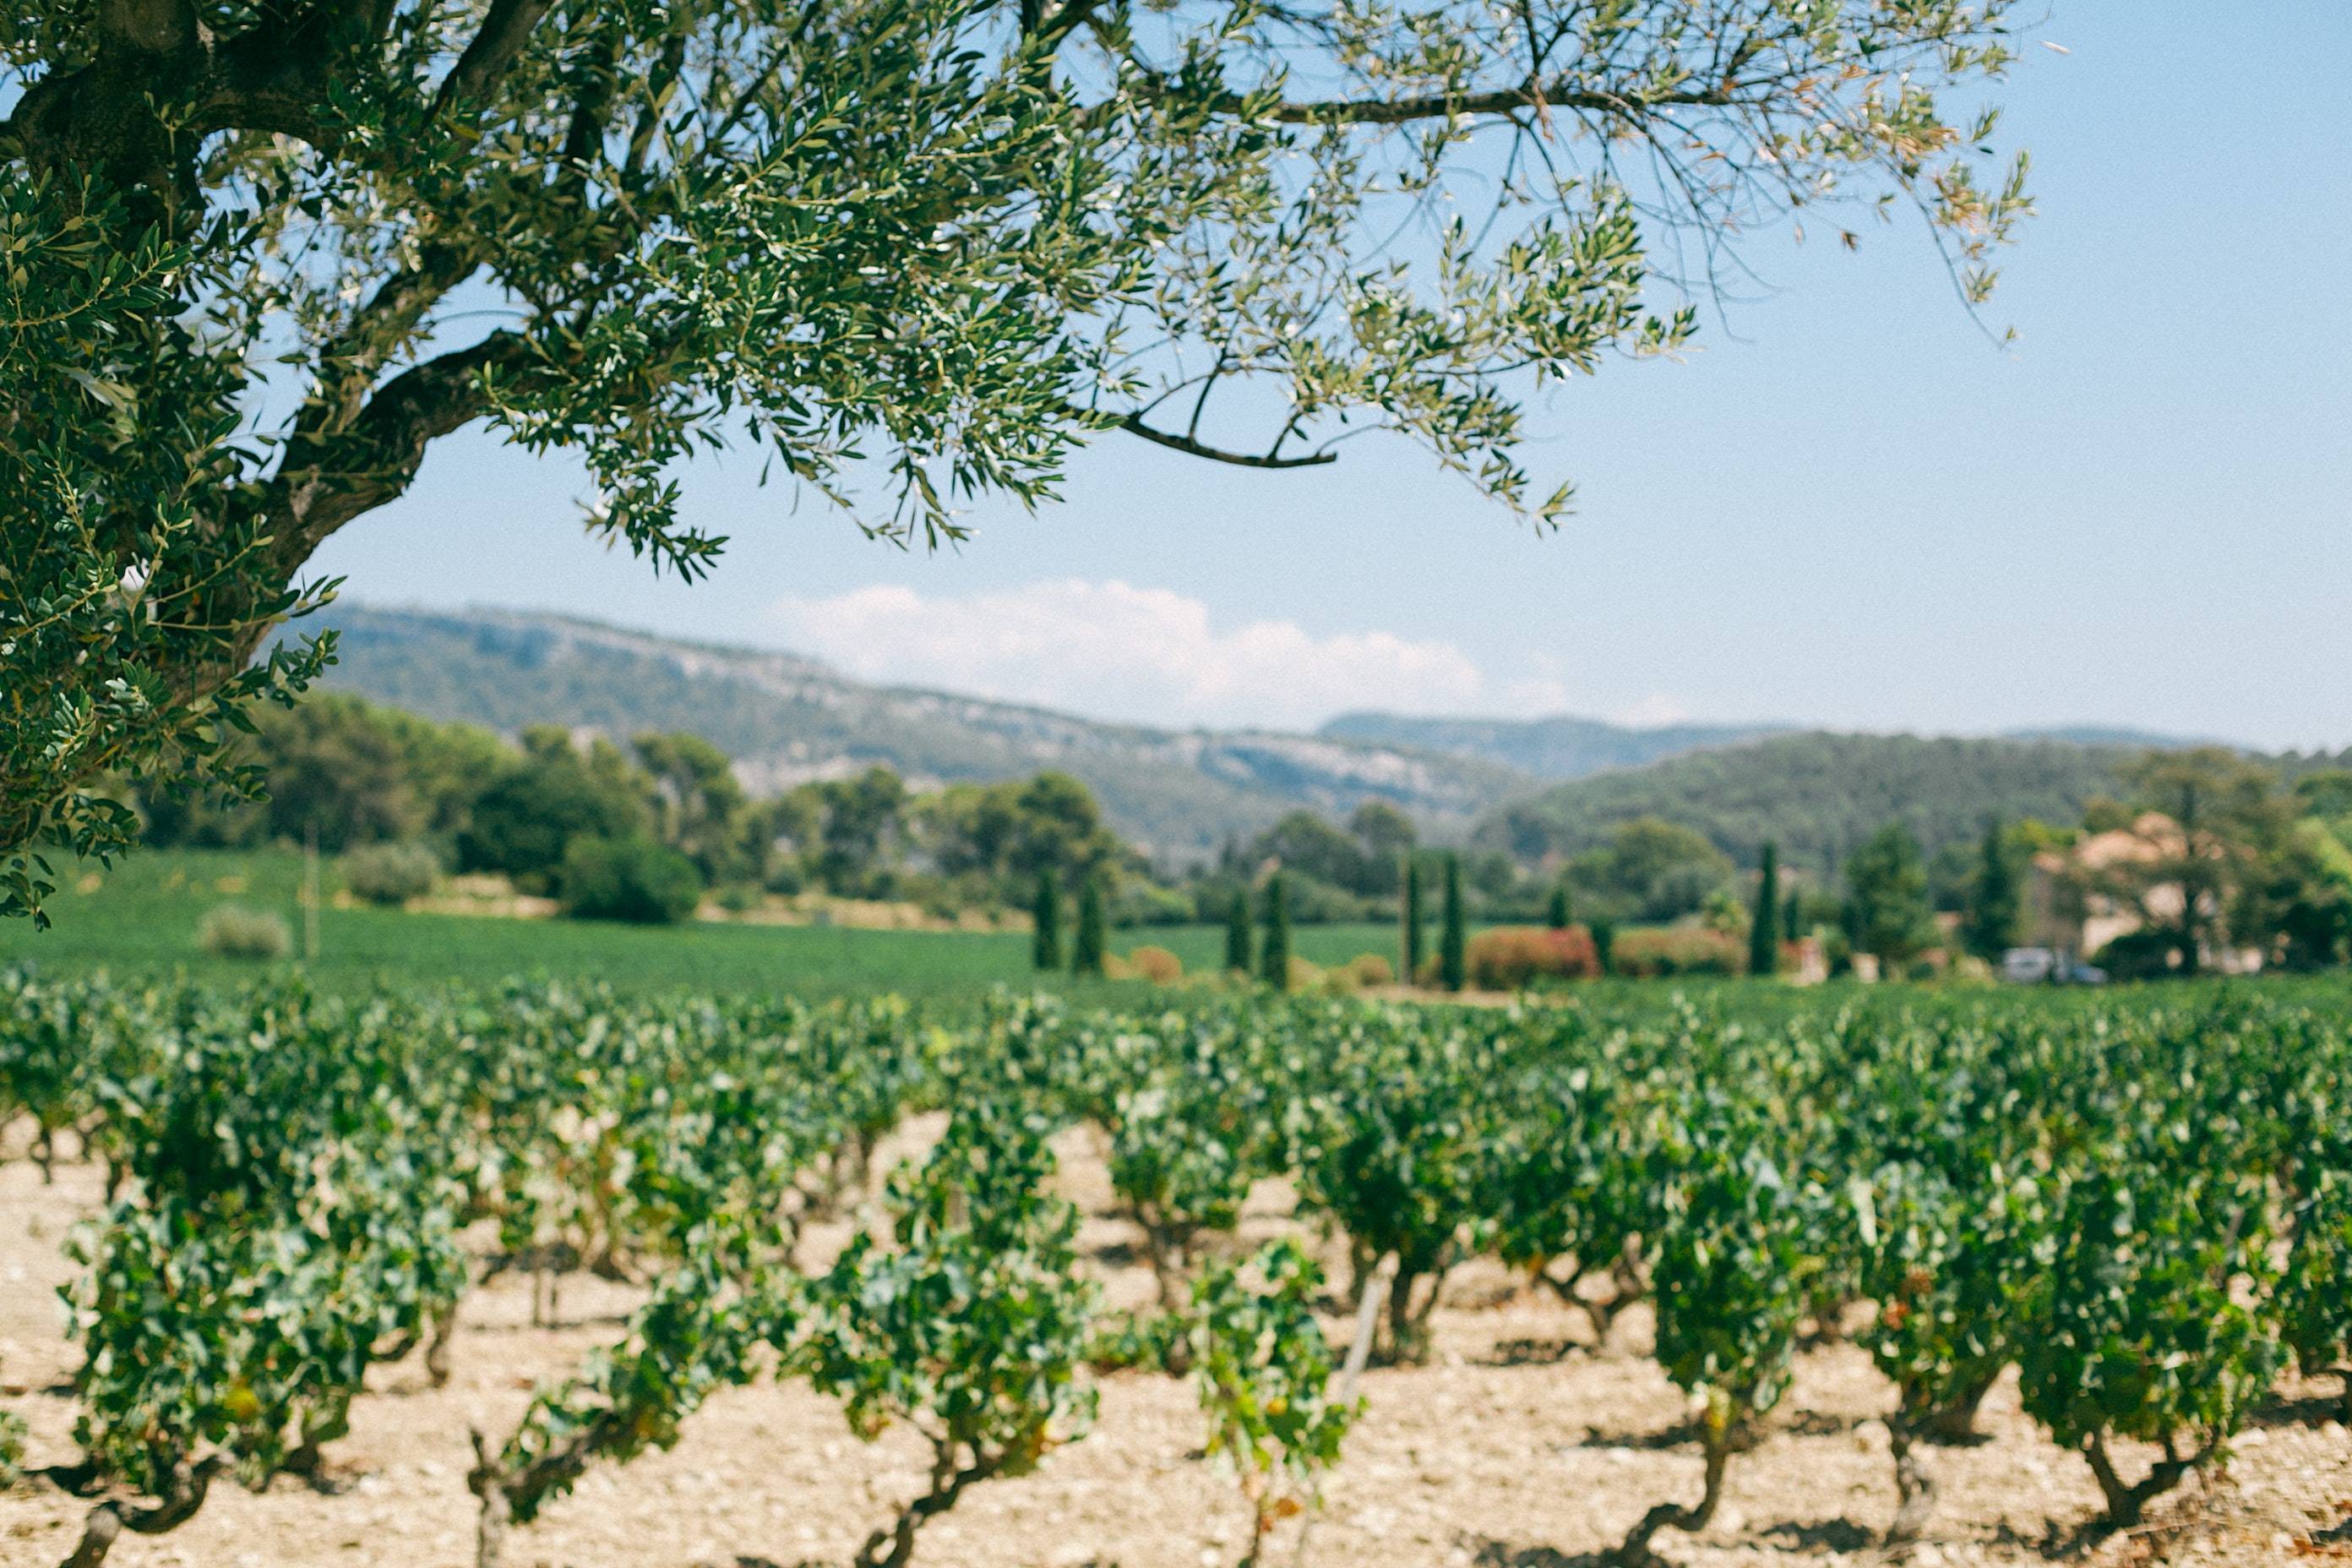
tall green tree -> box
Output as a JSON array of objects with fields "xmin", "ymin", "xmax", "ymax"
[
  {"xmin": 1845, "ymin": 823, "xmax": 1936, "ymax": 973},
  {"xmin": 0, "ymin": 4, "xmax": 2032, "ymax": 923},
  {"xmin": 1546, "ymin": 880, "xmax": 1573, "ymax": 931},
  {"xmin": 2294, "ymin": 770, "xmax": 2352, "ymax": 820},
  {"xmin": 1223, "ymin": 887, "xmax": 1253, "ymax": 975},
  {"xmin": 1031, "ymin": 870, "xmax": 1062, "ymax": 972},
  {"xmin": 458, "ymin": 735, "xmax": 651, "ymax": 892},
  {"xmin": 634, "ymin": 731, "xmax": 754, "ymax": 885},
  {"xmin": 1401, "ymin": 855, "xmax": 1425, "ymax": 983},
  {"xmin": 798, "ymin": 765, "xmax": 912, "ymax": 899},
  {"xmin": 1260, "ymin": 874, "xmax": 1293, "ymax": 991},
  {"xmin": 2255, "ymin": 826, "xmax": 2352, "ymax": 971},
  {"xmin": 1564, "ymin": 817, "xmax": 1736, "ymax": 923},
  {"xmin": 1439, "ymin": 853, "xmax": 1467, "ymax": 992},
  {"xmin": 924, "ymin": 770, "xmax": 1122, "ymax": 900},
  {"xmin": 144, "ymin": 693, "xmax": 428, "ymax": 852},
  {"xmin": 1244, "ymin": 812, "xmax": 1370, "ymax": 896},
  {"xmin": 1070, "ymin": 876, "xmax": 1107, "ymax": 977},
  {"xmin": 1748, "ymin": 841, "xmax": 1780, "ymax": 977},
  {"xmin": 2115, "ymin": 748, "xmax": 2288, "ymax": 975},
  {"xmin": 1348, "ymin": 802, "xmax": 1418, "ymax": 897},
  {"xmin": 1961, "ymin": 822, "xmax": 2024, "ymax": 961}
]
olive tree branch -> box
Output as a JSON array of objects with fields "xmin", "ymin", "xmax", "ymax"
[{"xmin": 1116, "ymin": 413, "xmax": 1337, "ymax": 469}]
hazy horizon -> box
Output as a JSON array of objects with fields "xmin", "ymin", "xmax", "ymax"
[{"xmin": 326, "ymin": 599, "xmax": 2284, "ymax": 757}]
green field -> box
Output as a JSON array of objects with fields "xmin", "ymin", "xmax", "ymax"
[{"xmin": 0, "ymin": 848, "xmax": 1416, "ymax": 999}]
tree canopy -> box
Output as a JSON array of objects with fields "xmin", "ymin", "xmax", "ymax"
[
  {"xmin": 2, "ymin": 0, "xmax": 2031, "ymax": 919},
  {"xmin": 1844, "ymin": 820, "xmax": 1934, "ymax": 969}
]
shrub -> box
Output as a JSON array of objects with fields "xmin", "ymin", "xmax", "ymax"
[
  {"xmin": 2093, "ymin": 926, "xmax": 2180, "ymax": 981},
  {"xmin": 469, "ymin": 1231, "xmax": 770, "ymax": 1568},
  {"xmin": 807, "ymin": 1110, "xmax": 1099, "ymax": 1568},
  {"xmin": 196, "ymin": 903, "xmax": 291, "ymax": 960},
  {"xmin": 1127, "ymin": 945, "xmax": 1184, "ymax": 985},
  {"xmin": 341, "ymin": 841, "xmax": 440, "ymax": 906},
  {"xmin": 1858, "ymin": 1159, "xmax": 2053, "ymax": 1544},
  {"xmin": 1620, "ymin": 1135, "xmax": 1822, "ymax": 1564},
  {"xmin": 1464, "ymin": 926, "xmax": 1600, "ymax": 989},
  {"xmin": 2017, "ymin": 1154, "xmax": 2281, "ymax": 1527},
  {"xmin": 1265, "ymin": 870, "xmax": 1376, "ymax": 923},
  {"xmin": 1609, "ymin": 926, "xmax": 1745, "ymax": 978},
  {"xmin": 2279, "ymin": 1168, "xmax": 2352, "ymax": 1421},
  {"xmin": 560, "ymin": 836, "xmax": 705, "ymax": 924},
  {"xmin": 1190, "ymin": 1240, "xmax": 1361, "ymax": 1567},
  {"xmin": 1316, "ymin": 955, "xmax": 1391, "ymax": 996},
  {"xmin": 1112, "ymin": 881, "xmax": 1195, "ymax": 927}
]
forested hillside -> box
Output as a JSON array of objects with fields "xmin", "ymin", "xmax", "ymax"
[
  {"xmin": 1473, "ymin": 732, "xmax": 2138, "ymax": 874},
  {"xmin": 302, "ymin": 607, "xmax": 1535, "ymax": 860},
  {"xmin": 1320, "ymin": 711, "xmax": 1789, "ymax": 779}
]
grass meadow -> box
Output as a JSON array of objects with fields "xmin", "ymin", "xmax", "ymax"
[{"xmin": 0, "ymin": 848, "xmax": 1413, "ymax": 1000}]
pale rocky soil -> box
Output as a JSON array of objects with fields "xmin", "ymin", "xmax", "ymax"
[{"xmin": 3, "ymin": 1137, "xmax": 2349, "ymax": 1568}]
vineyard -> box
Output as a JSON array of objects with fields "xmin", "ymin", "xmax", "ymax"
[{"xmin": 1, "ymin": 972, "xmax": 2349, "ymax": 1566}]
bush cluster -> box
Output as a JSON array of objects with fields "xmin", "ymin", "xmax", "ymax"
[
  {"xmin": 559, "ymin": 836, "xmax": 705, "ymax": 924},
  {"xmin": 1463, "ymin": 925, "xmax": 1601, "ymax": 989},
  {"xmin": 195, "ymin": 903, "xmax": 291, "ymax": 961},
  {"xmin": 342, "ymin": 841, "xmax": 441, "ymax": 906},
  {"xmin": 1608, "ymin": 925, "xmax": 1745, "ymax": 977}
]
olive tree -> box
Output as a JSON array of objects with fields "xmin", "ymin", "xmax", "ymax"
[{"xmin": 2, "ymin": 0, "xmax": 2030, "ymax": 918}]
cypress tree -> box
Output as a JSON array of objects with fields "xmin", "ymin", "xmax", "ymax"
[
  {"xmin": 1749, "ymin": 841, "xmax": 1780, "ymax": 977},
  {"xmin": 1031, "ymin": 869, "xmax": 1062, "ymax": 971},
  {"xmin": 1590, "ymin": 916, "xmax": 1616, "ymax": 977},
  {"xmin": 1223, "ymin": 885, "xmax": 1252, "ymax": 973},
  {"xmin": 1071, "ymin": 875, "xmax": 1107, "ymax": 977},
  {"xmin": 1546, "ymin": 880, "xmax": 1572, "ymax": 930},
  {"xmin": 1963, "ymin": 821, "xmax": 2023, "ymax": 961},
  {"xmin": 1784, "ymin": 890, "xmax": 1805, "ymax": 947},
  {"xmin": 1401, "ymin": 855, "xmax": 1424, "ymax": 983},
  {"xmin": 1260, "ymin": 872, "xmax": 1292, "ymax": 989},
  {"xmin": 1438, "ymin": 852, "xmax": 1467, "ymax": 991}
]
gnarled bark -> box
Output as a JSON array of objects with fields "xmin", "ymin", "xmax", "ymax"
[
  {"xmin": 1884, "ymin": 1417, "xmax": 1938, "ymax": 1549},
  {"xmin": 57, "ymin": 1454, "xmax": 229, "ymax": 1568},
  {"xmin": 2080, "ymin": 1429, "xmax": 2213, "ymax": 1530},
  {"xmin": 1613, "ymin": 1419, "xmax": 1734, "ymax": 1568}
]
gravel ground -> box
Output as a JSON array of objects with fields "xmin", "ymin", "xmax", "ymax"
[{"xmin": 3, "ymin": 1142, "xmax": 2349, "ymax": 1568}]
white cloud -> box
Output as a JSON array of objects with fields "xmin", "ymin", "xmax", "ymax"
[
  {"xmin": 1609, "ymin": 692, "xmax": 1696, "ymax": 728},
  {"xmin": 769, "ymin": 578, "xmax": 1533, "ymax": 731}
]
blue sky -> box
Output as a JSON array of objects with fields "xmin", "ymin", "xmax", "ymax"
[{"xmin": 313, "ymin": 6, "xmax": 2352, "ymax": 749}]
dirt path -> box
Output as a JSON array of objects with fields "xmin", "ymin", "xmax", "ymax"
[{"xmin": 3, "ymin": 1152, "xmax": 2347, "ymax": 1568}]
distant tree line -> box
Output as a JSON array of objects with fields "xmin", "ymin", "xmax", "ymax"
[
  {"xmin": 137, "ymin": 694, "xmax": 1135, "ymax": 926},
  {"xmin": 131, "ymin": 694, "xmax": 2352, "ymax": 972}
]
